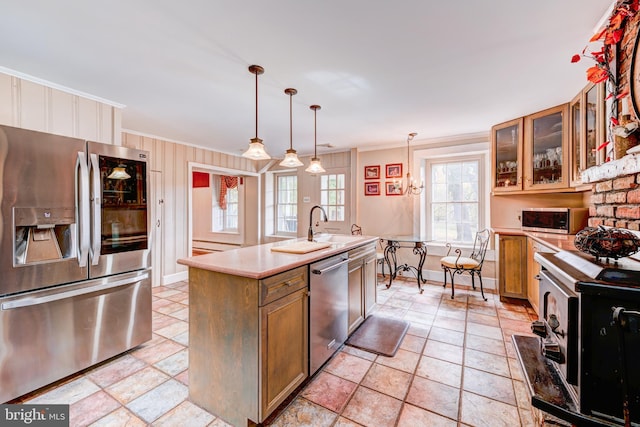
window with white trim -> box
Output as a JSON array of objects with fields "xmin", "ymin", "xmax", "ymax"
[
  {"xmin": 212, "ymin": 175, "xmax": 239, "ymax": 232},
  {"xmin": 320, "ymin": 173, "xmax": 345, "ymax": 221},
  {"xmin": 427, "ymin": 156, "xmax": 483, "ymax": 244},
  {"xmin": 275, "ymin": 173, "xmax": 298, "ymax": 234}
]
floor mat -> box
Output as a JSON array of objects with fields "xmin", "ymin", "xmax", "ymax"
[{"xmin": 345, "ymin": 315, "xmax": 410, "ymax": 357}]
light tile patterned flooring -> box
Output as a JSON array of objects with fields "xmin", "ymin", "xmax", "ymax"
[{"xmin": 14, "ymin": 277, "xmax": 539, "ymax": 426}]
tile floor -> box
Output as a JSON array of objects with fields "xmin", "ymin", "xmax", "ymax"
[{"xmin": 13, "ymin": 277, "xmax": 539, "ymax": 426}]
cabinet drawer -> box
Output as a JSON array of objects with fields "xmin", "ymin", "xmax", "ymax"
[
  {"xmin": 260, "ymin": 266, "xmax": 308, "ymax": 306},
  {"xmin": 348, "ymin": 242, "xmax": 376, "ymax": 261}
]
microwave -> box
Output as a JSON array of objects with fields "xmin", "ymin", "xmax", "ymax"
[{"xmin": 521, "ymin": 207, "xmax": 589, "ymax": 234}]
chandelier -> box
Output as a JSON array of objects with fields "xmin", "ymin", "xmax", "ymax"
[{"xmin": 404, "ymin": 132, "xmax": 423, "ymax": 195}]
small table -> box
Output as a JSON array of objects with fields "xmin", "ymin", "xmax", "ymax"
[{"xmin": 381, "ymin": 235, "xmax": 430, "ymax": 293}]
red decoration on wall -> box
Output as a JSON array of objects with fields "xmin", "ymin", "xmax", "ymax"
[{"xmin": 193, "ymin": 171, "xmax": 210, "ymax": 188}]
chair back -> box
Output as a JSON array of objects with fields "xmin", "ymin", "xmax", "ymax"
[
  {"xmin": 470, "ymin": 229, "xmax": 491, "ymax": 265},
  {"xmin": 351, "ymin": 224, "xmax": 362, "ymax": 235}
]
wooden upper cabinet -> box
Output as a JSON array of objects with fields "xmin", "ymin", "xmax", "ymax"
[
  {"xmin": 491, "ymin": 117, "xmax": 524, "ymax": 193},
  {"xmin": 570, "ymin": 82, "xmax": 605, "ymax": 186},
  {"xmin": 523, "ymin": 104, "xmax": 569, "ymax": 191}
]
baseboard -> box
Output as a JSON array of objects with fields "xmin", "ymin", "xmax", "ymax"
[{"xmin": 162, "ymin": 271, "xmax": 188, "ymax": 286}]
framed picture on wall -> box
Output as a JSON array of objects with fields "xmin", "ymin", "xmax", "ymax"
[
  {"xmin": 385, "ymin": 163, "xmax": 403, "ymax": 178},
  {"xmin": 385, "ymin": 181, "xmax": 402, "ymax": 196},
  {"xmin": 364, "ymin": 165, "xmax": 380, "ymax": 180},
  {"xmin": 364, "ymin": 181, "xmax": 380, "ymax": 196}
]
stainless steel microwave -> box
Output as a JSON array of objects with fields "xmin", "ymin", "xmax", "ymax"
[{"xmin": 521, "ymin": 207, "xmax": 589, "ymax": 234}]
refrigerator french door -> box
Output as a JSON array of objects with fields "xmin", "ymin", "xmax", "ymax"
[{"xmin": 0, "ymin": 124, "xmax": 152, "ymax": 403}]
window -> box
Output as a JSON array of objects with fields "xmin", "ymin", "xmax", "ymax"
[
  {"xmin": 275, "ymin": 174, "xmax": 298, "ymax": 234},
  {"xmin": 320, "ymin": 173, "xmax": 345, "ymax": 221},
  {"xmin": 428, "ymin": 157, "xmax": 481, "ymax": 243},
  {"xmin": 212, "ymin": 176, "xmax": 239, "ymax": 232}
]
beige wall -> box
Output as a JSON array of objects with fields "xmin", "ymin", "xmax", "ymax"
[
  {"xmin": 121, "ymin": 133, "xmax": 258, "ymax": 284},
  {"xmin": 2, "ymin": 69, "xmax": 591, "ymax": 292},
  {"xmin": 490, "ymin": 192, "xmax": 589, "ymax": 229},
  {"xmin": 0, "ymin": 72, "xmax": 120, "ymax": 144},
  {"xmin": 352, "ymin": 145, "xmax": 500, "ymax": 290}
]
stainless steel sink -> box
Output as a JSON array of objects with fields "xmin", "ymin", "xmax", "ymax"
[{"xmin": 312, "ymin": 233, "xmax": 365, "ymax": 244}]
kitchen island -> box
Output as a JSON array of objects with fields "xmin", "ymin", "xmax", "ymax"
[{"xmin": 177, "ymin": 234, "xmax": 378, "ymax": 427}]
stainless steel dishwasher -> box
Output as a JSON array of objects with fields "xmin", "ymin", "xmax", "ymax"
[{"xmin": 309, "ymin": 253, "xmax": 349, "ymax": 375}]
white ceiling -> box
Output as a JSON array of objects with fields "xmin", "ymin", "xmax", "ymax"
[{"xmin": 1, "ymin": 0, "xmax": 614, "ymax": 157}]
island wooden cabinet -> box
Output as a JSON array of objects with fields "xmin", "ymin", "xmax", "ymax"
[
  {"xmin": 188, "ymin": 265, "xmax": 308, "ymax": 426},
  {"xmin": 497, "ymin": 234, "xmax": 528, "ymax": 299},
  {"xmin": 347, "ymin": 242, "xmax": 377, "ymax": 334}
]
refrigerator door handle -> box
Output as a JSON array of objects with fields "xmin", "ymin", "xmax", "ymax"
[
  {"xmin": 1, "ymin": 272, "xmax": 149, "ymax": 310},
  {"xmin": 89, "ymin": 153, "xmax": 101, "ymax": 265},
  {"xmin": 77, "ymin": 152, "xmax": 90, "ymax": 267}
]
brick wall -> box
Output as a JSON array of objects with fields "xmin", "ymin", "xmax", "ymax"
[
  {"xmin": 617, "ymin": 5, "xmax": 639, "ymax": 116},
  {"xmin": 587, "ymin": 5, "xmax": 640, "ymax": 228},
  {"xmin": 589, "ymin": 172, "xmax": 640, "ymax": 229}
]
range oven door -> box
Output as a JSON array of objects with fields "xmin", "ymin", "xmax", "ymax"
[
  {"xmin": 87, "ymin": 142, "xmax": 150, "ymax": 278},
  {"xmin": 539, "ymin": 269, "xmax": 580, "ymax": 387}
]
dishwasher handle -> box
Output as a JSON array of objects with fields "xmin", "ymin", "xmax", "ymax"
[{"xmin": 311, "ymin": 258, "xmax": 349, "ymax": 275}]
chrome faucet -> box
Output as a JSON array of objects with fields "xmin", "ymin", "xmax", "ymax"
[{"xmin": 308, "ymin": 205, "xmax": 328, "ymax": 241}]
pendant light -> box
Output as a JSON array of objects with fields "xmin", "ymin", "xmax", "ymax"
[
  {"xmin": 242, "ymin": 65, "xmax": 271, "ymax": 160},
  {"xmin": 279, "ymin": 88, "xmax": 304, "ymax": 167},
  {"xmin": 305, "ymin": 105, "xmax": 326, "ymax": 174}
]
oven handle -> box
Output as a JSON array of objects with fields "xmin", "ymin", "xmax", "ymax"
[
  {"xmin": 76, "ymin": 151, "xmax": 90, "ymax": 267},
  {"xmin": 89, "ymin": 153, "xmax": 101, "ymax": 265},
  {"xmin": 0, "ymin": 272, "xmax": 149, "ymax": 310}
]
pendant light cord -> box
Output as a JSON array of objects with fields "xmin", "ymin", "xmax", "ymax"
[
  {"xmin": 314, "ymin": 108, "xmax": 318, "ymax": 158},
  {"xmin": 255, "ymin": 71, "xmax": 259, "ymax": 139},
  {"xmin": 289, "ymin": 92, "xmax": 293, "ymax": 150}
]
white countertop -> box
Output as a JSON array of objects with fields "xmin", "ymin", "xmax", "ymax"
[{"xmin": 177, "ymin": 235, "xmax": 379, "ymax": 279}]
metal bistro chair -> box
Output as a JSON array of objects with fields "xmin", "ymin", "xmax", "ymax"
[
  {"xmin": 440, "ymin": 229, "xmax": 490, "ymax": 301},
  {"xmin": 351, "ymin": 224, "xmax": 386, "ymax": 278}
]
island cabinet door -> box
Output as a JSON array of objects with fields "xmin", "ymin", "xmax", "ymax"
[
  {"xmin": 363, "ymin": 253, "xmax": 377, "ymax": 317},
  {"xmin": 348, "ymin": 258, "xmax": 365, "ymax": 335},
  {"xmin": 260, "ymin": 287, "xmax": 309, "ymax": 419}
]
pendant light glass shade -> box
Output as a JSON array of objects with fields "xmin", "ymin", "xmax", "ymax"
[
  {"xmin": 305, "ymin": 158, "xmax": 326, "ymax": 173},
  {"xmin": 279, "ymin": 88, "xmax": 304, "ymax": 167},
  {"xmin": 305, "ymin": 104, "xmax": 326, "ymax": 174},
  {"xmin": 242, "ymin": 65, "xmax": 271, "ymax": 160},
  {"xmin": 280, "ymin": 149, "xmax": 304, "ymax": 167}
]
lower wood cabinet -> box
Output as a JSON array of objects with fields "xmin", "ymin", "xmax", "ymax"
[
  {"xmin": 188, "ymin": 265, "xmax": 308, "ymax": 426},
  {"xmin": 497, "ymin": 234, "xmax": 528, "ymax": 299},
  {"xmin": 260, "ymin": 287, "xmax": 308, "ymax": 417},
  {"xmin": 347, "ymin": 243, "xmax": 377, "ymax": 334}
]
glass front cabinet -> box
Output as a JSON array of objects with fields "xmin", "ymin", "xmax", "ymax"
[
  {"xmin": 523, "ymin": 104, "xmax": 569, "ymax": 191},
  {"xmin": 570, "ymin": 82, "xmax": 605, "ymax": 186},
  {"xmin": 491, "ymin": 117, "xmax": 524, "ymax": 193}
]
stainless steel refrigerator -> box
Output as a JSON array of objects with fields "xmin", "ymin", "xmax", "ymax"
[{"xmin": 0, "ymin": 124, "xmax": 152, "ymax": 402}]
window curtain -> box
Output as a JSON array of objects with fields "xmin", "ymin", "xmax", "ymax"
[{"xmin": 219, "ymin": 175, "xmax": 238, "ymax": 210}]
